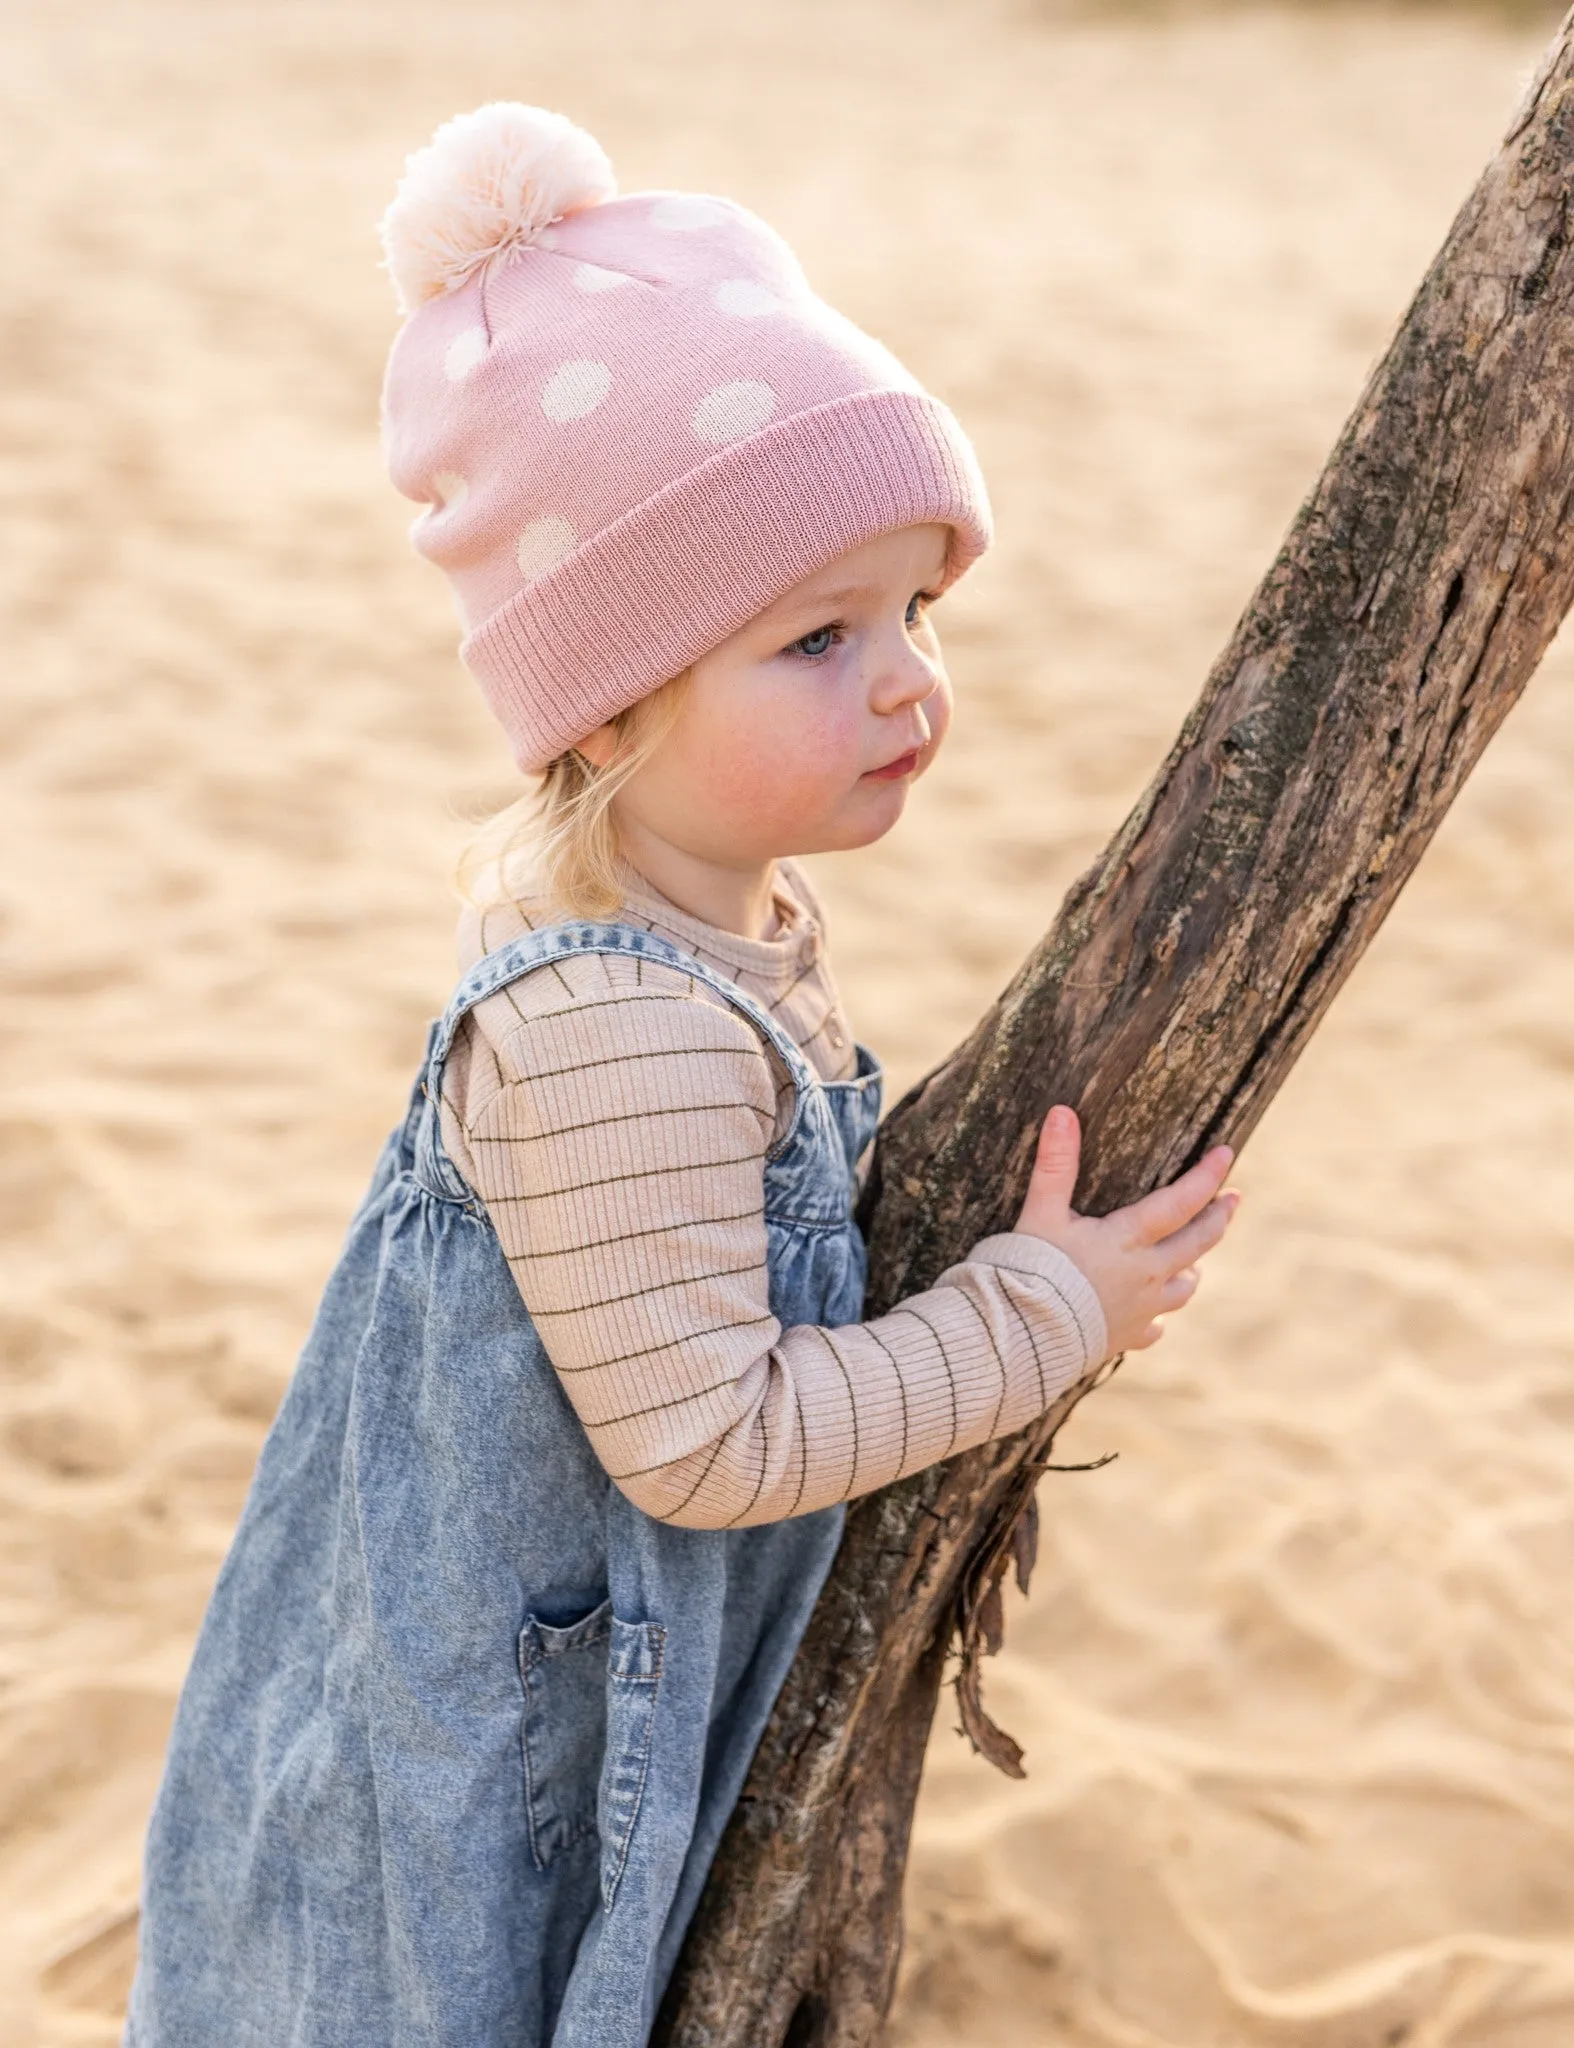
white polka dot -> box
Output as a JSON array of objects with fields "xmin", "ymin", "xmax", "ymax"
[
  {"xmin": 652, "ymin": 195, "xmax": 729, "ymax": 232},
  {"xmin": 573, "ymin": 262, "xmax": 632, "ymax": 294},
  {"xmin": 429, "ymin": 470, "xmax": 469, "ymax": 512},
  {"xmin": 516, "ymin": 517, "xmax": 577, "ymax": 580},
  {"xmin": 541, "ymin": 358, "xmax": 613, "ymax": 423},
  {"xmin": 534, "ymin": 226, "xmax": 563, "ymax": 251},
  {"xmin": 691, "ymin": 380, "xmax": 776, "ymax": 446},
  {"xmin": 714, "ymin": 278, "xmax": 780, "ymax": 318},
  {"xmin": 444, "ymin": 326, "xmax": 488, "ymax": 382}
]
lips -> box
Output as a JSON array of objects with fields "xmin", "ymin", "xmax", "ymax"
[{"xmin": 863, "ymin": 748, "xmax": 921, "ymax": 782}]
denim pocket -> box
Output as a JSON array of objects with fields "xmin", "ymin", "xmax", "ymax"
[
  {"xmin": 597, "ymin": 1615, "xmax": 664, "ymax": 1911},
  {"xmin": 517, "ymin": 1601, "xmax": 665, "ymax": 1907},
  {"xmin": 518, "ymin": 1601, "xmax": 613, "ymax": 1868}
]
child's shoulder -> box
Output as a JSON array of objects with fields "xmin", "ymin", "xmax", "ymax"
[
  {"xmin": 451, "ymin": 891, "xmax": 782, "ymax": 1095},
  {"xmin": 442, "ymin": 929, "xmax": 785, "ymax": 1158}
]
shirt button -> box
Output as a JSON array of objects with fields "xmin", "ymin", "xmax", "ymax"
[{"xmin": 828, "ymin": 1025, "xmax": 845, "ymax": 1048}]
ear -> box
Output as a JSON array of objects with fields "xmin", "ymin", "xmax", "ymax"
[{"xmin": 574, "ymin": 720, "xmax": 619, "ymax": 769}]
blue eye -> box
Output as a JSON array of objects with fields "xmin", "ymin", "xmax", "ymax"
[
  {"xmin": 906, "ymin": 591, "xmax": 932, "ymax": 628},
  {"xmin": 788, "ymin": 624, "xmax": 841, "ymax": 660}
]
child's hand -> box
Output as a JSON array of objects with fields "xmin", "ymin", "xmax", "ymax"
[{"xmin": 1014, "ymin": 1105, "xmax": 1239, "ymax": 1355}]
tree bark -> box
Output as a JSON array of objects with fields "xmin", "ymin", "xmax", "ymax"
[{"xmin": 656, "ymin": 16, "xmax": 1574, "ymax": 2045}]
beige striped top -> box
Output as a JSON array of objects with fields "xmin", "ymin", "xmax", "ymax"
[{"xmin": 439, "ymin": 858, "xmax": 1107, "ymax": 1529}]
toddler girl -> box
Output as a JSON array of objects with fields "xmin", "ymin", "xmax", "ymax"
[{"xmin": 126, "ymin": 102, "xmax": 1236, "ymax": 2048}]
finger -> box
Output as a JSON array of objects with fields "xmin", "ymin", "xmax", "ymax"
[
  {"xmin": 1154, "ymin": 1191, "xmax": 1240, "ymax": 1272},
  {"xmin": 1126, "ymin": 1318, "xmax": 1165, "ymax": 1351},
  {"xmin": 1156, "ymin": 1266, "xmax": 1200, "ymax": 1313},
  {"xmin": 1025, "ymin": 1105, "xmax": 1081, "ymax": 1221},
  {"xmin": 1122, "ymin": 1146, "xmax": 1233, "ymax": 1246}
]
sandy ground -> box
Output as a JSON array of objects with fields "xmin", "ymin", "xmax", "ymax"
[{"xmin": 4, "ymin": 0, "xmax": 1574, "ymax": 2041}]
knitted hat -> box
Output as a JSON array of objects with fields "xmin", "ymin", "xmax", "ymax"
[{"xmin": 378, "ymin": 103, "xmax": 993, "ymax": 772}]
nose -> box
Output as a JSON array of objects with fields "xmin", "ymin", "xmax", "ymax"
[{"xmin": 867, "ymin": 631, "xmax": 941, "ymax": 719}]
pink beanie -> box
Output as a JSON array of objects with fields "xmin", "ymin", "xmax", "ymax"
[{"xmin": 378, "ymin": 104, "xmax": 993, "ymax": 772}]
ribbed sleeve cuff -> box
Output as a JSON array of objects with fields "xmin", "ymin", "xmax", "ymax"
[{"xmin": 954, "ymin": 1233, "xmax": 1109, "ymax": 1371}]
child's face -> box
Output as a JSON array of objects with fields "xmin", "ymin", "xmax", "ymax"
[{"xmin": 596, "ymin": 522, "xmax": 953, "ymax": 868}]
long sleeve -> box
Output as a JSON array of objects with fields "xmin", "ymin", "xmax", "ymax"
[{"xmin": 442, "ymin": 947, "xmax": 1107, "ymax": 1530}]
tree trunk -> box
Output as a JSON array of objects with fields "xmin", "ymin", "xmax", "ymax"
[{"xmin": 656, "ymin": 16, "xmax": 1574, "ymax": 2045}]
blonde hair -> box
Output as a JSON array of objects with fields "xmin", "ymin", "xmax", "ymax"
[{"xmin": 457, "ymin": 672, "xmax": 690, "ymax": 920}]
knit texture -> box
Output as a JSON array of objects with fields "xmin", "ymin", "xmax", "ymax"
[
  {"xmin": 440, "ymin": 864, "xmax": 1107, "ymax": 1529},
  {"xmin": 380, "ymin": 114, "xmax": 992, "ymax": 770}
]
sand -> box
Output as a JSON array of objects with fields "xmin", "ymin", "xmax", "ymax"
[{"xmin": 4, "ymin": 0, "xmax": 1574, "ymax": 2041}]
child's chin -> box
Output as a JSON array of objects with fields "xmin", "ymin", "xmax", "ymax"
[{"xmin": 831, "ymin": 785, "xmax": 911, "ymax": 850}]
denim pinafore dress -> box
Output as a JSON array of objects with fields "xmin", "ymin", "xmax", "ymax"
[{"xmin": 126, "ymin": 920, "xmax": 882, "ymax": 2048}]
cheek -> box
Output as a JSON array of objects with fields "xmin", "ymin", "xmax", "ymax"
[
  {"xmin": 694, "ymin": 684, "xmax": 861, "ymax": 819},
  {"xmin": 925, "ymin": 673, "xmax": 954, "ymax": 751}
]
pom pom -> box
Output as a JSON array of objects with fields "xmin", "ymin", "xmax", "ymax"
[{"xmin": 379, "ymin": 102, "xmax": 616, "ymax": 314}]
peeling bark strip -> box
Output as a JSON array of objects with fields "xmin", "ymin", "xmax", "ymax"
[{"xmin": 656, "ymin": 18, "xmax": 1574, "ymax": 2046}]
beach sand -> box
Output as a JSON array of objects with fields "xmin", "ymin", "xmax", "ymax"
[{"xmin": 4, "ymin": 1, "xmax": 1574, "ymax": 2041}]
